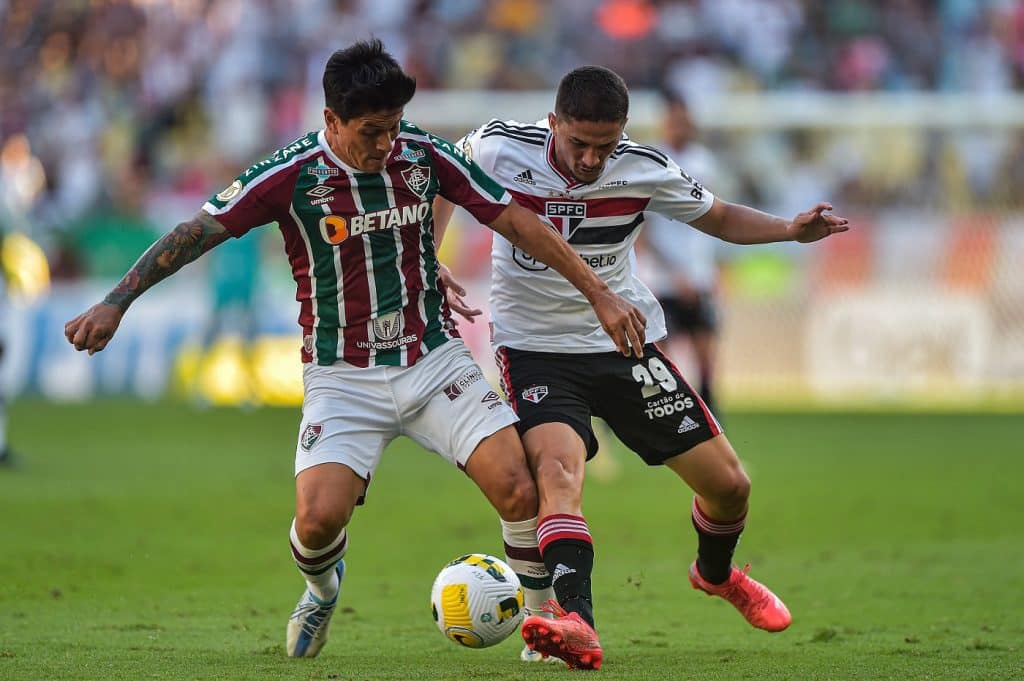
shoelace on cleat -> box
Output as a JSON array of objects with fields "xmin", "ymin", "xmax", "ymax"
[
  {"xmin": 537, "ymin": 598, "xmax": 569, "ymax": 618},
  {"xmin": 291, "ymin": 598, "xmax": 333, "ymax": 638},
  {"xmin": 719, "ymin": 564, "xmax": 772, "ymax": 612}
]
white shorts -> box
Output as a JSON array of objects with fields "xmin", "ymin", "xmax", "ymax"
[{"xmin": 294, "ymin": 340, "xmax": 518, "ymax": 490}]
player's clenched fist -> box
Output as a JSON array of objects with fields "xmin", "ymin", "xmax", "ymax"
[{"xmin": 64, "ymin": 303, "xmax": 123, "ymax": 355}]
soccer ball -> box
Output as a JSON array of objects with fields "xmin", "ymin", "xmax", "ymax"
[{"xmin": 430, "ymin": 553, "xmax": 525, "ymax": 648}]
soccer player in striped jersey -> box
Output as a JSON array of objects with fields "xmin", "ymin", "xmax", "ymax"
[
  {"xmin": 436, "ymin": 66, "xmax": 849, "ymax": 669},
  {"xmin": 64, "ymin": 41, "xmax": 647, "ymax": 660}
]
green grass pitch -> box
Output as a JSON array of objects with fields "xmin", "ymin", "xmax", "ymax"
[{"xmin": 2, "ymin": 401, "xmax": 1022, "ymax": 680}]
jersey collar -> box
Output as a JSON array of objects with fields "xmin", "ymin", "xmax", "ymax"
[{"xmin": 318, "ymin": 129, "xmax": 372, "ymax": 175}]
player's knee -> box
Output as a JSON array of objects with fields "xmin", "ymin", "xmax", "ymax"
[
  {"xmin": 534, "ymin": 455, "xmax": 582, "ymax": 493},
  {"xmin": 717, "ymin": 468, "xmax": 750, "ymax": 509},
  {"xmin": 494, "ymin": 469, "xmax": 539, "ymax": 520},
  {"xmin": 294, "ymin": 505, "xmax": 350, "ymax": 549}
]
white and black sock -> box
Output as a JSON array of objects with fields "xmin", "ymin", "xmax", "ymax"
[
  {"xmin": 500, "ymin": 516, "xmax": 554, "ymax": 617},
  {"xmin": 289, "ymin": 519, "xmax": 347, "ymax": 602}
]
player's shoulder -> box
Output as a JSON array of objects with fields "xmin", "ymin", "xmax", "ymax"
[
  {"xmin": 610, "ymin": 137, "xmax": 671, "ymax": 169},
  {"xmin": 474, "ymin": 118, "xmax": 548, "ymax": 147},
  {"xmin": 239, "ymin": 130, "xmax": 322, "ymax": 182}
]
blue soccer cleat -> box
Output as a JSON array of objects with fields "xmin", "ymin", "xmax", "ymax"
[{"xmin": 286, "ymin": 560, "xmax": 345, "ymax": 658}]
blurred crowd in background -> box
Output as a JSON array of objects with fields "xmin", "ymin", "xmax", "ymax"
[
  {"xmin": 2, "ymin": 0, "xmax": 1023, "ymax": 407},
  {"xmin": 1, "ymin": 0, "xmax": 1023, "ymax": 281}
]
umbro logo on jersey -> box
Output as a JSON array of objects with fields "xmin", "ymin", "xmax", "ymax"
[
  {"xmin": 677, "ymin": 416, "xmax": 700, "ymax": 433},
  {"xmin": 513, "ymin": 169, "xmax": 536, "ymax": 185},
  {"xmin": 306, "ymin": 185, "xmax": 334, "ymax": 198},
  {"xmin": 481, "ymin": 390, "xmax": 503, "ymax": 410},
  {"xmin": 306, "ymin": 185, "xmax": 336, "ymax": 205},
  {"xmin": 522, "ymin": 385, "xmax": 548, "ymax": 403}
]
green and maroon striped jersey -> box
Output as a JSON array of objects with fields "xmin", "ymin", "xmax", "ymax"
[{"xmin": 202, "ymin": 122, "xmax": 510, "ymax": 367}]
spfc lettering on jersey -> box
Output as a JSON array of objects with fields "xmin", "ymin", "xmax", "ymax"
[
  {"xmin": 401, "ymin": 165, "xmax": 431, "ymax": 198},
  {"xmin": 545, "ymin": 201, "xmax": 587, "ymax": 239}
]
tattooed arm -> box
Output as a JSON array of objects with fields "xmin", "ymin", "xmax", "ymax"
[{"xmin": 65, "ymin": 211, "xmax": 230, "ymax": 354}]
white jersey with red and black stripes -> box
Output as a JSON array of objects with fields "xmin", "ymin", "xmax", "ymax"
[{"xmin": 460, "ymin": 118, "xmax": 714, "ymax": 353}]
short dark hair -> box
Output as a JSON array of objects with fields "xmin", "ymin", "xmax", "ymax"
[
  {"xmin": 555, "ymin": 66, "xmax": 629, "ymax": 123},
  {"xmin": 323, "ymin": 39, "xmax": 416, "ymax": 121}
]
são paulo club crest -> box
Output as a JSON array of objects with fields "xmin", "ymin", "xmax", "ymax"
[
  {"xmin": 401, "ymin": 164, "xmax": 431, "ymax": 199},
  {"xmin": 521, "ymin": 385, "xmax": 548, "ymax": 404},
  {"xmin": 300, "ymin": 423, "xmax": 323, "ymax": 451}
]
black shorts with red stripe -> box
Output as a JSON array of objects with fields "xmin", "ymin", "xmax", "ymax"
[{"xmin": 494, "ymin": 343, "xmax": 722, "ymax": 464}]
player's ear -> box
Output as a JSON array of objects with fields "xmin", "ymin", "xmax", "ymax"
[
  {"xmin": 547, "ymin": 112, "xmax": 558, "ymax": 130},
  {"xmin": 324, "ymin": 108, "xmax": 339, "ymax": 131}
]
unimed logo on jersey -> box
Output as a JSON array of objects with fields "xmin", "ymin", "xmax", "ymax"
[{"xmin": 545, "ymin": 201, "xmax": 586, "ymax": 240}]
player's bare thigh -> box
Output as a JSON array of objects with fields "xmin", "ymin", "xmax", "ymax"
[
  {"xmin": 663, "ymin": 434, "xmax": 750, "ymax": 518},
  {"xmin": 463, "ymin": 424, "xmax": 538, "ymax": 522},
  {"xmin": 521, "ymin": 422, "xmax": 588, "ymax": 516},
  {"xmin": 294, "ymin": 462, "xmax": 367, "ymax": 548}
]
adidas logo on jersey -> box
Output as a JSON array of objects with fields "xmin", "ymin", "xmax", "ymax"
[
  {"xmin": 677, "ymin": 416, "xmax": 700, "ymax": 434},
  {"xmin": 513, "ymin": 169, "xmax": 536, "ymax": 185},
  {"xmin": 551, "ymin": 563, "xmax": 576, "ymax": 582}
]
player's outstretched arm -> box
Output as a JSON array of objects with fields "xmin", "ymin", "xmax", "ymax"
[
  {"xmin": 64, "ymin": 210, "xmax": 230, "ymax": 354},
  {"xmin": 691, "ymin": 199, "xmax": 849, "ymax": 245},
  {"xmin": 488, "ymin": 200, "xmax": 647, "ymax": 358}
]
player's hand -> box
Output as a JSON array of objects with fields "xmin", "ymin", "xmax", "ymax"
[
  {"xmin": 787, "ymin": 202, "xmax": 849, "ymax": 243},
  {"xmin": 592, "ymin": 289, "xmax": 646, "ymax": 358},
  {"xmin": 438, "ymin": 263, "xmax": 482, "ymax": 324},
  {"xmin": 64, "ymin": 302, "xmax": 124, "ymax": 355}
]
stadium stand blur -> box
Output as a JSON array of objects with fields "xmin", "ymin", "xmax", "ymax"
[{"xmin": 3, "ymin": 0, "xmax": 1023, "ymax": 407}]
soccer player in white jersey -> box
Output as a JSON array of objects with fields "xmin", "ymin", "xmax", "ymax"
[
  {"xmin": 642, "ymin": 92, "xmax": 723, "ymax": 414},
  {"xmin": 64, "ymin": 41, "xmax": 647, "ymax": 660},
  {"xmin": 436, "ymin": 66, "xmax": 848, "ymax": 669}
]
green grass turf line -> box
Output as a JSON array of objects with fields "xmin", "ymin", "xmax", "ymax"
[{"xmin": 1, "ymin": 400, "xmax": 1021, "ymax": 679}]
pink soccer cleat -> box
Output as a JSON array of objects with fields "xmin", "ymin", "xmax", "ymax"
[
  {"xmin": 689, "ymin": 562, "xmax": 792, "ymax": 632},
  {"xmin": 521, "ymin": 599, "xmax": 603, "ymax": 670}
]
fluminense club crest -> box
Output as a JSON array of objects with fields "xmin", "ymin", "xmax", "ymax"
[
  {"xmin": 401, "ymin": 164, "xmax": 431, "ymax": 199},
  {"xmin": 300, "ymin": 423, "xmax": 323, "ymax": 451}
]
